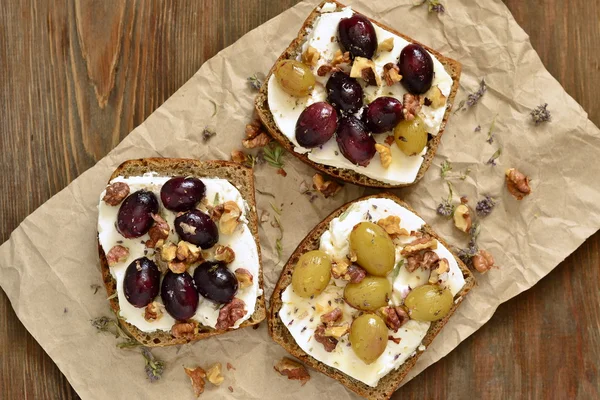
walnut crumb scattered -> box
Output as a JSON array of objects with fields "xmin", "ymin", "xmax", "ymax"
[
  {"xmin": 331, "ymin": 49, "xmax": 351, "ymax": 66},
  {"xmin": 385, "ymin": 135, "xmax": 395, "ymax": 145},
  {"xmin": 403, "ymin": 93, "xmax": 422, "ymax": 121},
  {"xmin": 506, "ymin": 168, "xmax": 531, "ymax": 200},
  {"xmin": 144, "ymin": 301, "xmax": 164, "ymax": 322},
  {"xmin": 214, "ymin": 244, "xmax": 235, "ymax": 264},
  {"xmin": 302, "ymin": 46, "xmax": 320, "ymax": 67},
  {"xmin": 453, "ymin": 204, "xmax": 472, "ymax": 233},
  {"xmin": 312, "ymin": 173, "xmax": 342, "ymax": 198},
  {"xmin": 234, "ymin": 268, "xmax": 253, "ymax": 289},
  {"xmin": 184, "ymin": 366, "xmax": 206, "ymax": 398},
  {"xmin": 274, "ymin": 358, "xmax": 310, "ymax": 386},
  {"xmin": 102, "ymin": 182, "xmax": 130, "ymax": 206},
  {"xmin": 350, "ymin": 57, "xmax": 381, "ymax": 86},
  {"xmin": 377, "ymin": 215, "xmax": 409, "ymax": 237},
  {"xmin": 320, "ymin": 307, "xmax": 342, "ymax": 324},
  {"xmin": 219, "ymin": 201, "xmax": 242, "ymax": 235},
  {"xmin": 383, "ymin": 63, "xmax": 402, "ymax": 86},
  {"xmin": 425, "ymin": 86, "xmax": 447, "ymax": 109},
  {"xmin": 472, "ymin": 249, "xmax": 497, "ymax": 273},
  {"xmin": 378, "ymin": 37, "xmax": 394, "ymax": 53},
  {"xmin": 172, "ymin": 321, "xmax": 198, "ymax": 339},
  {"xmin": 374, "ymin": 144, "xmax": 392, "ymax": 169},
  {"xmin": 106, "ymin": 245, "xmax": 129, "ymax": 266},
  {"xmin": 231, "ymin": 150, "xmax": 247, "ymax": 164},
  {"xmin": 206, "ymin": 363, "xmax": 225, "ymax": 386},
  {"xmin": 160, "ymin": 242, "xmax": 178, "ymax": 262}
]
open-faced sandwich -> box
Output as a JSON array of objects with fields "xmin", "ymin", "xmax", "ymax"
[
  {"xmin": 97, "ymin": 158, "xmax": 265, "ymax": 346},
  {"xmin": 256, "ymin": 1, "xmax": 461, "ymax": 187},
  {"xmin": 268, "ymin": 193, "xmax": 474, "ymax": 399}
]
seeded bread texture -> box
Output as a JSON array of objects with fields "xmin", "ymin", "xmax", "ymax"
[
  {"xmin": 98, "ymin": 158, "xmax": 266, "ymax": 347},
  {"xmin": 255, "ymin": 0, "xmax": 462, "ymax": 188},
  {"xmin": 268, "ymin": 192, "xmax": 475, "ymax": 400}
]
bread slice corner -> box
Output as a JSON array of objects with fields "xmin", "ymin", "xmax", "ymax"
[
  {"xmin": 255, "ymin": 0, "xmax": 462, "ymax": 188},
  {"xmin": 268, "ymin": 192, "xmax": 475, "ymax": 399},
  {"xmin": 98, "ymin": 158, "xmax": 266, "ymax": 347}
]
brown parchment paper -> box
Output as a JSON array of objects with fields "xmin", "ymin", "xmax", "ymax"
[{"xmin": 1, "ymin": 1, "xmax": 600, "ymax": 399}]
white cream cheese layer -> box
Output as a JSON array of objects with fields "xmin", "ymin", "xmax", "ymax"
[
  {"xmin": 279, "ymin": 198, "xmax": 465, "ymax": 387},
  {"xmin": 98, "ymin": 173, "xmax": 260, "ymax": 333},
  {"xmin": 267, "ymin": 5, "xmax": 453, "ymax": 184}
]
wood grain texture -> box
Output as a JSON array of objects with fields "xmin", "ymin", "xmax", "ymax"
[{"xmin": 0, "ymin": 1, "xmax": 598, "ymax": 399}]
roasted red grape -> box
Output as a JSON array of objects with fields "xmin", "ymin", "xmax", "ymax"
[
  {"xmin": 336, "ymin": 116, "xmax": 376, "ymax": 166},
  {"xmin": 116, "ymin": 190, "xmax": 159, "ymax": 238},
  {"xmin": 193, "ymin": 261, "xmax": 238, "ymax": 304},
  {"xmin": 338, "ymin": 14, "xmax": 377, "ymax": 59},
  {"xmin": 123, "ymin": 257, "xmax": 160, "ymax": 308},
  {"xmin": 326, "ymin": 71, "xmax": 363, "ymax": 114},
  {"xmin": 295, "ymin": 102, "xmax": 338, "ymax": 148},
  {"xmin": 160, "ymin": 177, "xmax": 206, "ymax": 212},
  {"xmin": 175, "ymin": 210, "xmax": 218, "ymax": 249},
  {"xmin": 161, "ymin": 270, "xmax": 199, "ymax": 321},
  {"xmin": 399, "ymin": 44, "xmax": 434, "ymax": 94},
  {"xmin": 362, "ymin": 97, "xmax": 404, "ymax": 133}
]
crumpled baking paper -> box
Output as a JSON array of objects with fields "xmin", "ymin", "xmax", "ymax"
[{"xmin": 1, "ymin": 0, "xmax": 599, "ymax": 399}]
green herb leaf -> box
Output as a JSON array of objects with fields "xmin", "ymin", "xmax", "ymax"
[
  {"xmin": 339, "ymin": 208, "xmax": 351, "ymax": 221},
  {"xmin": 276, "ymin": 238, "xmax": 283, "ymax": 261},
  {"xmin": 440, "ymin": 160, "xmax": 452, "ymax": 178},
  {"xmin": 486, "ymin": 148, "xmax": 502, "ymax": 166},
  {"xmin": 487, "ymin": 114, "xmax": 498, "ymax": 144},
  {"xmin": 142, "ymin": 348, "xmax": 165, "ymax": 383},
  {"xmin": 214, "ymin": 192, "xmax": 220, "ymax": 205},
  {"xmin": 256, "ymin": 189, "xmax": 276, "ymax": 198},
  {"xmin": 392, "ymin": 260, "xmax": 404, "ymax": 280},
  {"xmin": 107, "ymin": 292, "xmax": 118, "ymax": 300},
  {"xmin": 270, "ymin": 202, "xmax": 282, "ymax": 215},
  {"xmin": 263, "ymin": 143, "xmax": 285, "ymax": 169}
]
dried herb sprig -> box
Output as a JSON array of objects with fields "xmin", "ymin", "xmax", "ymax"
[
  {"xmin": 486, "ymin": 148, "xmax": 502, "ymax": 166},
  {"xmin": 202, "ymin": 127, "xmax": 216, "ymax": 143},
  {"xmin": 487, "ymin": 115, "xmax": 498, "ymax": 144},
  {"xmin": 531, "ymin": 103, "xmax": 551, "ymax": 125},
  {"xmin": 391, "ymin": 260, "xmax": 405, "ymax": 280},
  {"xmin": 247, "ymin": 73, "xmax": 263, "ymax": 91},
  {"xmin": 91, "ymin": 316, "xmax": 141, "ymax": 348},
  {"xmin": 270, "ymin": 202, "xmax": 284, "ymax": 262},
  {"xmin": 142, "ymin": 348, "xmax": 165, "ymax": 383},
  {"xmin": 476, "ymin": 196, "xmax": 496, "ymax": 217},
  {"xmin": 436, "ymin": 182, "xmax": 455, "ymax": 218},
  {"xmin": 413, "ymin": 0, "xmax": 445, "ymax": 13},
  {"xmin": 455, "ymin": 79, "xmax": 487, "ymax": 113},
  {"xmin": 263, "ymin": 143, "xmax": 286, "ymax": 169},
  {"xmin": 457, "ymin": 222, "xmax": 481, "ymax": 267},
  {"xmin": 459, "ymin": 168, "xmax": 471, "ymax": 180},
  {"xmin": 440, "ymin": 160, "xmax": 453, "ymax": 178}
]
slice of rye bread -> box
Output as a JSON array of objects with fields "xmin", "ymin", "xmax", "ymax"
[
  {"xmin": 98, "ymin": 158, "xmax": 266, "ymax": 347},
  {"xmin": 268, "ymin": 192, "xmax": 476, "ymax": 400},
  {"xmin": 255, "ymin": 0, "xmax": 462, "ymax": 188}
]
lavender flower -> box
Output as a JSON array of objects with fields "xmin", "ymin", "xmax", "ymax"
[
  {"xmin": 466, "ymin": 79, "xmax": 486, "ymax": 108},
  {"xmin": 436, "ymin": 199, "xmax": 454, "ymax": 217},
  {"xmin": 142, "ymin": 348, "xmax": 164, "ymax": 383},
  {"xmin": 531, "ymin": 103, "xmax": 551, "ymax": 125},
  {"xmin": 202, "ymin": 127, "xmax": 216, "ymax": 142},
  {"xmin": 476, "ymin": 196, "xmax": 496, "ymax": 217},
  {"xmin": 486, "ymin": 148, "xmax": 502, "ymax": 166},
  {"xmin": 474, "ymin": 125, "xmax": 481, "ymax": 132},
  {"xmin": 247, "ymin": 73, "xmax": 263, "ymax": 91}
]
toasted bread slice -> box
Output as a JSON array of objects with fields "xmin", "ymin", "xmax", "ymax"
[
  {"xmin": 255, "ymin": 0, "xmax": 461, "ymax": 188},
  {"xmin": 268, "ymin": 192, "xmax": 475, "ymax": 399},
  {"xmin": 98, "ymin": 158, "xmax": 266, "ymax": 347}
]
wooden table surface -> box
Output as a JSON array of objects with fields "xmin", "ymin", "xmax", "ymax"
[{"xmin": 1, "ymin": 1, "xmax": 599, "ymax": 399}]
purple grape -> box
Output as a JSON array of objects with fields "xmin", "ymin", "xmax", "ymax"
[
  {"xmin": 326, "ymin": 71, "xmax": 363, "ymax": 114},
  {"xmin": 175, "ymin": 210, "xmax": 219, "ymax": 249},
  {"xmin": 336, "ymin": 116, "xmax": 376, "ymax": 166},
  {"xmin": 338, "ymin": 14, "xmax": 377, "ymax": 59},
  {"xmin": 161, "ymin": 270, "xmax": 199, "ymax": 321},
  {"xmin": 160, "ymin": 177, "xmax": 206, "ymax": 212},
  {"xmin": 399, "ymin": 44, "xmax": 434, "ymax": 94},
  {"xmin": 116, "ymin": 190, "xmax": 159, "ymax": 238},
  {"xmin": 295, "ymin": 102, "xmax": 338, "ymax": 148},
  {"xmin": 193, "ymin": 261, "xmax": 238, "ymax": 304},
  {"xmin": 123, "ymin": 257, "xmax": 160, "ymax": 308},
  {"xmin": 363, "ymin": 97, "xmax": 404, "ymax": 133}
]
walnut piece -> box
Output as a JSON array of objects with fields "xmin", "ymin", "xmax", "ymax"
[
  {"xmin": 242, "ymin": 132, "xmax": 271, "ymax": 149},
  {"xmin": 206, "ymin": 363, "xmax": 225, "ymax": 386},
  {"xmin": 106, "ymin": 245, "xmax": 129, "ymax": 266},
  {"xmin": 425, "ymin": 86, "xmax": 447, "ymax": 109},
  {"xmin": 176, "ymin": 241, "xmax": 202, "ymax": 264},
  {"xmin": 331, "ymin": 258, "xmax": 350, "ymax": 278},
  {"xmin": 317, "ymin": 64, "xmax": 335, "ymax": 76},
  {"xmin": 375, "ymin": 144, "xmax": 392, "ymax": 169},
  {"xmin": 219, "ymin": 201, "xmax": 242, "ymax": 235},
  {"xmin": 324, "ymin": 322, "xmax": 350, "ymax": 339},
  {"xmin": 403, "ymin": 93, "xmax": 422, "ymax": 121},
  {"xmin": 472, "ymin": 249, "xmax": 496, "ymax": 273},
  {"xmin": 406, "ymin": 250, "xmax": 440, "ymax": 273},
  {"xmin": 102, "ymin": 182, "xmax": 130, "ymax": 206},
  {"xmin": 214, "ymin": 244, "xmax": 235, "ymax": 264},
  {"xmin": 506, "ymin": 168, "xmax": 531, "ymax": 200},
  {"xmin": 383, "ymin": 63, "xmax": 402, "ymax": 86},
  {"xmin": 168, "ymin": 261, "xmax": 187, "ymax": 273},
  {"xmin": 312, "ymin": 173, "xmax": 342, "ymax": 198},
  {"xmin": 429, "ymin": 258, "xmax": 449, "ymax": 284},
  {"xmin": 453, "ymin": 204, "xmax": 472, "ymax": 233},
  {"xmin": 314, "ymin": 324, "xmax": 338, "ymax": 352},
  {"xmin": 184, "ymin": 366, "xmax": 206, "ymax": 398},
  {"xmin": 160, "ymin": 242, "xmax": 178, "ymax": 262},
  {"xmin": 274, "ymin": 358, "xmax": 310, "ymax": 386},
  {"xmin": 234, "ymin": 268, "xmax": 253, "ymax": 289},
  {"xmin": 245, "ymin": 121, "xmax": 262, "ymax": 140},
  {"xmin": 331, "ymin": 49, "xmax": 351, "ymax": 66},
  {"xmin": 215, "ymin": 298, "xmax": 246, "ymax": 330},
  {"xmin": 320, "ymin": 307, "xmax": 343, "ymax": 324},
  {"xmin": 385, "ymin": 135, "xmax": 395, "ymax": 145},
  {"xmin": 377, "ymin": 37, "xmax": 394, "ymax": 53},
  {"xmin": 302, "ymin": 46, "xmax": 320, "ymax": 67},
  {"xmin": 401, "ymin": 236, "xmax": 438, "ymax": 256},
  {"xmin": 350, "ymin": 57, "xmax": 381, "ymax": 86},
  {"xmin": 345, "ymin": 264, "xmax": 367, "ymax": 283},
  {"xmin": 146, "ymin": 214, "xmax": 170, "ymax": 248},
  {"xmin": 231, "ymin": 150, "xmax": 247, "ymax": 164},
  {"xmin": 378, "ymin": 306, "xmax": 409, "ymax": 332},
  {"xmin": 377, "ymin": 215, "xmax": 409, "ymax": 237},
  {"xmin": 171, "ymin": 321, "xmax": 198, "ymax": 339},
  {"xmin": 144, "ymin": 301, "xmax": 164, "ymax": 322}
]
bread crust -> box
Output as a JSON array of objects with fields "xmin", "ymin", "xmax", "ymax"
[
  {"xmin": 268, "ymin": 192, "xmax": 475, "ymax": 399},
  {"xmin": 255, "ymin": 0, "xmax": 462, "ymax": 188},
  {"xmin": 98, "ymin": 158, "xmax": 266, "ymax": 347}
]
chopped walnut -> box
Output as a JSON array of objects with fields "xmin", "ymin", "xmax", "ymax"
[
  {"xmin": 401, "ymin": 235, "xmax": 438, "ymax": 256},
  {"xmin": 350, "ymin": 57, "xmax": 381, "ymax": 86},
  {"xmin": 385, "ymin": 135, "xmax": 395, "ymax": 145},
  {"xmin": 406, "ymin": 250, "xmax": 440, "ymax": 273},
  {"xmin": 324, "ymin": 322, "xmax": 350, "ymax": 339},
  {"xmin": 403, "ymin": 93, "xmax": 422, "ymax": 121},
  {"xmin": 345, "ymin": 264, "xmax": 367, "ymax": 283},
  {"xmin": 144, "ymin": 301, "xmax": 164, "ymax": 322},
  {"xmin": 146, "ymin": 214, "xmax": 170, "ymax": 248},
  {"xmin": 234, "ymin": 268, "xmax": 253, "ymax": 289},
  {"xmin": 215, "ymin": 298, "xmax": 246, "ymax": 330},
  {"xmin": 375, "ymin": 144, "xmax": 392, "ymax": 169},
  {"xmin": 231, "ymin": 150, "xmax": 247, "ymax": 164},
  {"xmin": 242, "ymin": 132, "xmax": 271, "ymax": 149},
  {"xmin": 506, "ymin": 168, "xmax": 531, "ymax": 200},
  {"xmin": 214, "ymin": 244, "xmax": 235, "ymax": 264},
  {"xmin": 302, "ymin": 46, "xmax": 320, "ymax": 67},
  {"xmin": 428, "ymin": 258, "xmax": 449, "ymax": 284},
  {"xmin": 378, "ymin": 306, "xmax": 410, "ymax": 333},
  {"xmin": 453, "ymin": 204, "xmax": 472, "ymax": 233},
  {"xmin": 331, "ymin": 258, "xmax": 350, "ymax": 278},
  {"xmin": 331, "ymin": 49, "xmax": 351, "ymax": 67},
  {"xmin": 312, "ymin": 173, "xmax": 342, "ymax": 198},
  {"xmin": 274, "ymin": 358, "xmax": 310, "ymax": 386},
  {"xmin": 348, "ymin": 250, "xmax": 358, "ymax": 263},
  {"xmin": 383, "ymin": 63, "xmax": 402, "ymax": 86},
  {"xmin": 320, "ymin": 307, "xmax": 342, "ymax": 324},
  {"xmin": 102, "ymin": 182, "xmax": 130, "ymax": 206},
  {"xmin": 245, "ymin": 121, "xmax": 262, "ymax": 140},
  {"xmin": 277, "ymin": 168, "xmax": 287, "ymax": 177},
  {"xmin": 314, "ymin": 324, "xmax": 338, "ymax": 352},
  {"xmin": 171, "ymin": 321, "xmax": 198, "ymax": 339},
  {"xmin": 184, "ymin": 366, "xmax": 206, "ymax": 398},
  {"xmin": 377, "ymin": 37, "xmax": 394, "ymax": 53},
  {"xmin": 388, "ymin": 336, "xmax": 402, "ymax": 344},
  {"xmin": 160, "ymin": 242, "xmax": 178, "ymax": 262},
  {"xmin": 106, "ymin": 245, "xmax": 129, "ymax": 266},
  {"xmin": 219, "ymin": 201, "xmax": 242, "ymax": 235},
  {"xmin": 168, "ymin": 261, "xmax": 187, "ymax": 273},
  {"xmin": 472, "ymin": 249, "xmax": 496, "ymax": 273},
  {"xmin": 377, "ymin": 215, "xmax": 409, "ymax": 237},
  {"xmin": 176, "ymin": 241, "xmax": 202, "ymax": 264},
  {"xmin": 425, "ymin": 86, "xmax": 447, "ymax": 109},
  {"xmin": 317, "ymin": 64, "xmax": 335, "ymax": 76},
  {"xmin": 206, "ymin": 363, "xmax": 225, "ymax": 386}
]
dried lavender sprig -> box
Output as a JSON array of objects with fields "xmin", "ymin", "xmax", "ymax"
[
  {"xmin": 247, "ymin": 73, "xmax": 263, "ymax": 91},
  {"xmin": 531, "ymin": 103, "xmax": 551, "ymax": 125},
  {"xmin": 142, "ymin": 347, "xmax": 165, "ymax": 383},
  {"xmin": 466, "ymin": 79, "xmax": 486, "ymax": 108},
  {"xmin": 436, "ymin": 182, "xmax": 455, "ymax": 217},
  {"xmin": 476, "ymin": 196, "xmax": 496, "ymax": 217},
  {"xmin": 486, "ymin": 148, "xmax": 502, "ymax": 166}
]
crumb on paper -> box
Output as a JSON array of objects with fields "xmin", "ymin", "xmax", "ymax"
[{"xmin": 274, "ymin": 358, "xmax": 311, "ymax": 385}]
